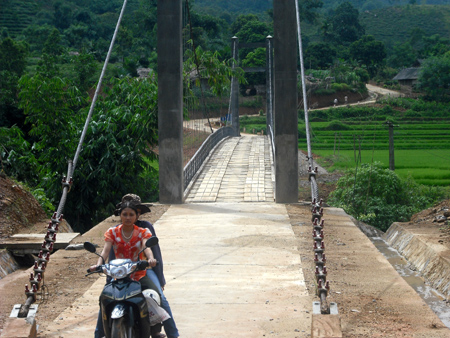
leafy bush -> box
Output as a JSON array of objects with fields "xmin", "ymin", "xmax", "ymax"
[
  {"xmin": 0, "ymin": 126, "xmax": 39, "ymax": 184},
  {"xmin": 328, "ymin": 162, "xmax": 444, "ymax": 231},
  {"xmin": 331, "ymin": 83, "xmax": 352, "ymax": 92},
  {"xmin": 314, "ymin": 88, "xmax": 336, "ymax": 96},
  {"xmin": 298, "ymin": 125, "xmax": 306, "ymax": 139},
  {"xmin": 320, "ymin": 120, "xmax": 351, "ymax": 131}
]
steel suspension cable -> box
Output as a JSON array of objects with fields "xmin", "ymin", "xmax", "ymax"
[
  {"xmin": 59, "ymin": 0, "xmax": 129, "ymax": 215},
  {"xmin": 20, "ymin": 0, "xmax": 129, "ymax": 315},
  {"xmin": 295, "ymin": 0, "xmax": 330, "ymax": 314}
]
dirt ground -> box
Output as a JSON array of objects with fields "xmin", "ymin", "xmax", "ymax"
[{"xmin": 287, "ymin": 204, "xmax": 450, "ymax": 338}]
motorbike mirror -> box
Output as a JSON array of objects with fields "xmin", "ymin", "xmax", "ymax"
[
  {"xmin": 83, "ymin": 242, "xmax": 97, "ymax": 253},
  {"xmin": 146, "ymin": 237, "xmax": 159, "ymax": 248}
]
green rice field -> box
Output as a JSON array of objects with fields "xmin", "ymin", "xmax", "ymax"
[
  {"xmin": 240, "ymin": 104, "xmax": 450, "ymax": 186},
  {"xmin": 303, "ymin": 120, "xmax": 450, "ymax": 186}
]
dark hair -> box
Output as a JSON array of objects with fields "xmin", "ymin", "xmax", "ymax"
[{"xmin": 118, "ymin": 201, "xmax": 139, "ymax": 215}]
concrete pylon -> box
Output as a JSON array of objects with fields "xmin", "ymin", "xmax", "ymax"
[
  {"xmin": 157, "ymin": 0, "xmax": 184, "ymax": 204},
  {"xmin": 273, "ymin": 0, "xmax": 299, "ymax": 203}
]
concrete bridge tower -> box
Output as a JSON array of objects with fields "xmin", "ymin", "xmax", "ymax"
[{"xmin": 157, "ymin": 0, "xmax": 298, "ymax": 204}]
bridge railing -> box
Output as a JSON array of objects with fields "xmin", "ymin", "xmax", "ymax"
[{"xmin": 183, "ymin": 126, "xmax": 234, "ymax": 194}]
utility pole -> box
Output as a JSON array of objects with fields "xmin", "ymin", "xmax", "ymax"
[{"xmin": 386, "ymin": 121, "xmax": 396, "ymax": 171}]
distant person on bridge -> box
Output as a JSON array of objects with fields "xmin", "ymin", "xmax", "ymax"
[{"xmin": 93, "ymin": 194, "xmax": 179, "ymax": 338}]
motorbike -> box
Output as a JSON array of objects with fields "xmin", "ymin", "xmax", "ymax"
[{"xmin": 84, "ymin": 237, "xmax": 170, "ymax": 338}]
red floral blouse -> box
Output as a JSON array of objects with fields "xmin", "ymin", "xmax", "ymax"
[{"xmin": 105, "ymin": 224, "xmax": 152, "ymax": 281}]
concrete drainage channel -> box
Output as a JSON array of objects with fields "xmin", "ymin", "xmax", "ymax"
[{"xmin": 356, "ymin": 221, "xmax": 450, "ymax": 328}]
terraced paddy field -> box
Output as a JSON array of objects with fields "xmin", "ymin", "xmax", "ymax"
[
  {"xmin": 240, "ymin": 102, "xmax": 450, "ymax": 187},
  {"xmin": 304, "ymin": 119, "xmax": 450, "ymax": 186}
]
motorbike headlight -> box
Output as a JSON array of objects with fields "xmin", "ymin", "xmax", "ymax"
[{"xmin": 110, "ymin": 265, "xmax": 128, "ymax": 279}]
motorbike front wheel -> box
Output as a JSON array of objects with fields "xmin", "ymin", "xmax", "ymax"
[{"xmin": 111, "ymin": 317, "xmax": 134, "ymax": 338}]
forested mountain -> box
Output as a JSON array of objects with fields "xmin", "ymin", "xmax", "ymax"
[
  {"xmin": 2, "ymin": 0, "xmax": 450, "ymax": 55},
  {"xmin": 193, "ymin": 0, "xmax": 450, "ymax": 16}
]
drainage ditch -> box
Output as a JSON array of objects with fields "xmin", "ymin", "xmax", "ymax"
[
  {"xmin": 0, "ymin": 249, "xmax": 40, "ymax": 279},
  {"xmin": 356, "ymin": 220, "xmax": 450, "ymax": 328}
]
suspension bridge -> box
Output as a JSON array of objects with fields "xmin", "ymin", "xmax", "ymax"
[{"xmin": 1, "ymin": 0, "xmax": 449, "ymax": 337}]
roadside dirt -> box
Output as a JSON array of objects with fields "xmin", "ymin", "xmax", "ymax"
[{"xmin": 287, "ymin": 204, "xmax": 450, "ymax": 338}]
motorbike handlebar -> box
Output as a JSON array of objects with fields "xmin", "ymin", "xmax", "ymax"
[
  {"xmin": 85, "ymin": 265, "xmax": 103, "ymax": 275},
  {"xmin": 137, "ymin": 260, "xmax": 149, "ymax": 270},
  {"xmin": 136, "ymin": 260, "xmax": 160, "ymax": 270}
]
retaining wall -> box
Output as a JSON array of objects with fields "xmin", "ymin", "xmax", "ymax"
[
  {"xmin": 0, "ymin": 249, "xmax": 19, "ymax": 279},
  {"xmin": 384, "ymin": 222, "xmax": 450, "ymax": 298}
]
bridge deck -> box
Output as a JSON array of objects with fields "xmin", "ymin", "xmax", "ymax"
[{"xmin": 186, "ymin": 135, "xmax": 274, "ymax": 203}]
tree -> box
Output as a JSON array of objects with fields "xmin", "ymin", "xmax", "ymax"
[
  {"xmin": 418, "ymin": 55, "xmax": 450, "ymax": 102},
  {"xmin": 36, "ymin": 28, "xmax": 66, "ymax": 78},
  {"xmin": 230, "ymin": 14, "xmax": 259, "ymax": 35},
  {"xmin": 0, "ymin": 38, "xmax": 28, "ymax": 76},
  {"xmin": 18, "ymin": 75, "xmax": 84, "ymax": 169},
  {"xmin": 22, "ymin": 24, "xmax": 55, "ymax": 54},
  {"xmin": 241, "ymin": 47, "xmax": 266, "ymax": 86},
  {"xmin": 236, "ymin": 20, "xmax": 271, "ymax": 44},
  {"xmin": 66, "ymin": 77, "xmax": 160, "ymax": 229},
  {"xmin": 350, "ymin": 35, "xmax": 386, "ymax": 77},
  {"xmin": 0, "ymin": 38, "xmax": 28, "ymax": 127},
  {"xmin": 72, "ymin": 52, "xmax": 97, "ymax": 91},
  {"xmin": 64, "ymin": 24, "xmax": 90, "ymax": 50},
  {"xmin": 184, "ymin": 44, "xmax": 246, "ymax": 98},
  {"xmin": 388, "ymin": 42, "xmax": 416, "ymax": 68},
  {"xmin": 298, "ymin": 0, "xmax": 323, "ymax": 24},
  {"xmin": 305, "ymin": 42, "xmax": 336, "ymax": 69},
  {"xmin": 116, "ymin": 26, "xmax": 134, "ymax": 64},
  {"xmin": 187, "ymin": 12, "xmax": 229, "ymax": 51},
  {"xmin": 328, "ymin": 1, "xmax": 365, "ymax": 45},
  {"xmin": 54, "ymin": 1, "xmax": 73, "ymax": 30},
  {"xmin": 16, "ymin": 74, "xmax": 160, "ymax": 230},
  {"xmin": 43, "ymin": 29, "xmax": 64, "ymax": 56}
]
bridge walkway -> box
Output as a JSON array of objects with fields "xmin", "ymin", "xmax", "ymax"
[{"xmin": 186, "ymin": 135, "xmax": 274, "ymax": 203}]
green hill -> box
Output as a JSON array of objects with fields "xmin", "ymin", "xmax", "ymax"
[
  {"xmin": 2, "ymin": 1, "xmax": 450, "ymax": 59},
  {"xmin": 361, "ymin": 5, "xmax": 450, "ymax": 48},
  {"xmin": 0, "ymin": 0, "xmax": 41, "ymax": 36}
]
